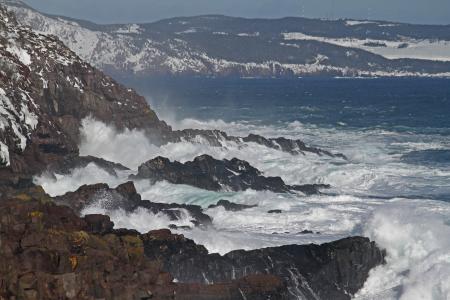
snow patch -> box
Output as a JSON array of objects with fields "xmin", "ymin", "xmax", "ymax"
[
  {"xmin": 0, "ymin": 142, "xmax": 10, "ymax": 166},
  {"xmin": 345, "ymin": 20, "xmax": 377, "ymax": 26},
  {"xmin": 6, "ymin": 44, "xmax": 31, "ymax": 65},
  {"xmin": 283, "ymin": 32, "xmax": 450, "ymax": 61},
  {"xmin": 115, "ymin": 24, "xmax": 141, "ymax": 34},
  {"xmin": 237, "ymin": 32, "xmax": 260, "ymax": 37}
]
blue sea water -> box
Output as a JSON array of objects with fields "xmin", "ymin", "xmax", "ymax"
[
  {"xmin": 129, "ymin": 77, "xmax": 450, "ymax": 134},
  {"xmin": 125, "ymin": 77, "xmax": 450, "ymax": 202}
]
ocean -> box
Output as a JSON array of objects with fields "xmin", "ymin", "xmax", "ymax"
[{"xmin": 36, "ymin": 77, "xmax": 450, "ymax": 299}]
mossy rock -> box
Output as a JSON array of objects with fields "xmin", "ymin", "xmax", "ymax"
[
  {"xmin": 122, "ymin": 235, "xmax": 144, "ymax": 261},
  {"xmin": 71, "ymin": 231, "xmax": 90, "ymax": 247},
  {"xmin": 14, "ymin": 193, "xmax": 32, "ymax": 202}
]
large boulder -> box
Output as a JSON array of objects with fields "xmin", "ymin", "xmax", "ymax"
[
  {"xmin": 143, "ymin": 230, "xmax": 386, "ymax": 300},
  {"xmin": 131, "ymin": 154, "xmax": 330, "ymax": 194}
]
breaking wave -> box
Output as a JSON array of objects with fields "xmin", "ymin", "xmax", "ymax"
[{"xmin": 34, "ymin": 117, "xmax": 450, "ymax": 300}]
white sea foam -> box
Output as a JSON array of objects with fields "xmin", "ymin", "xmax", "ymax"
[
  {"xmin": 79, "ymin": 117, "xmax": 159, "ymax": 169},
  {"xmin": 82, "ymin": 204, "xmax": 194, "ymax": 231},
  {"xmin": 35, "ymin": 117, "xmax": 450, "ymax": 299},
  {"xmin": 34, "ymin": 163, "xmax": 128, "ymax": 196},
  {"xmin": 355, "ymin": 199, "xmax": 450, "ymax": 300}
]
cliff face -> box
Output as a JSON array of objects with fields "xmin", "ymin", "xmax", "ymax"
[{"xmin": 0, "ymin": 5, "xmax": 170, "ymax": 184}]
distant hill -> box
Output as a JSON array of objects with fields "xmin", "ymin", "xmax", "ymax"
[{"xmin": 5, "ymin": 0, "xmax": 450, "ymax": 78}]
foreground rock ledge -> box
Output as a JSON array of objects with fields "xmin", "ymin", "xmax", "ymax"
[{"xmin": 0, "ymin": 186, "xmax": 385, "ymax": 300}]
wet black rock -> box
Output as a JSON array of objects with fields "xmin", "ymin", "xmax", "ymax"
[
  {"xmin": 243, "ymin": 133, "xmax": 346, "ymax": 158},
  {"xmin": 55, "ymin": 181, "xmax": 212, "ymax": 227},
  {"xmin": 291, "ymin": 183, "xmax": 332, "ymax": 195},
  {"xmin": 208, "ymin": 199, "xmax": 257, "ymax": 211},
  {"xmin": 169, "ymin": 224, "xmax": 192, "ymax": 230},
  {"xmin": 131, "ymin": 155, "xmax": 329, "ymax": 194},
  {"xmin": 170, "ymin": 130, "xmax": 347, "ymax": 158},
  {"xmin": 143, "ymin": 230, "xmax": 386, "ymax": 300},
  {"xmin": 46, "ymin": 155, "xmax": 130, "ymax": 177},
  {"xmin": 137, "ymin": 199, "xmax": 212, "ymax": 227}
]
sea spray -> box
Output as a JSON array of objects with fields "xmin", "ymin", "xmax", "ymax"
[
  {"xmin": 34, "ymin": 117, "xmax": 450, "ymax": 299},
  {"xmin": 355, "ymin": 200, "xmax": 450, "ymax": 300}
]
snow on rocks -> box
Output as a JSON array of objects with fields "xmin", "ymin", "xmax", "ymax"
[{"xmin": 0, "ymin": 141, "xmax": 9, "ymax": 166}]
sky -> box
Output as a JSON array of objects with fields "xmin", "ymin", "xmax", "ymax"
[{"xmin": 23, "ymin": 0, "xmax": 450, "ymax": 25}]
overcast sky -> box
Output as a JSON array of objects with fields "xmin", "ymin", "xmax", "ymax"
[{"xmin": 23, "ymin": 0, "xmax": 450, "ymax": 25}]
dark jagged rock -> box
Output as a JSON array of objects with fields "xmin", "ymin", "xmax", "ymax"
[
  {"xmin": 55, "ymin": 181, "xmax": 212, "ymax": 227},
  {"xmin": 208, "ymin": 199, "xmax": 257, "ymax": 211},
  {"xmin": 169, "ymin": 224, "xmax": 192, "ymax": 231},
  {"xmin": 143, "ymin": 230, "xmax": 386, "ymax": 300},
  {"xmin": 83, "ymin": 214, "xmax": 114, "ymax": 234},
  {"xmin": 0, "ymin": 183, "xmax": 384, "ymax": 300},
  {"xmin": 170, "ymin": 129, "xmax": 346, "ymax": 158},
  {"xmin": 131, "ymin": 155, "xmax": 329, "ymax": 194},
  {"xmin": 140, "ymin": 200, "xmax": 212, "ymax": 227},
  {"xmin": 268, "ymin": 209, "xmax": 283, "ymax": 214},
  {"xmin": 243, "ymin": 133, "xmax": 347, "ymax": 158},
  {"xmin": 291, "ymin": 183, "xmax": 332, "ymax": 195},
  {"xmin": 46, "ymin": 155, "xmax": 129, "ymax": 177},
  {"xmin": 0, "ymin": 187, "xmax": 289, "ymax": 300}
]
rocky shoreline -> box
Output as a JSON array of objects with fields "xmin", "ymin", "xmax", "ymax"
[
  {"xmin": 0, "ymin": 185, "xmax": 385, "ymax": 299},
  {"xmin": 0, "ymin": 4, "xmax": 386, "ymax": 299}
]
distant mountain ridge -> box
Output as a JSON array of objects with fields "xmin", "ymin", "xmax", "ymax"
[{"xmin": 5, "ymin": 0, "xmax": 450, "ymax": 78}]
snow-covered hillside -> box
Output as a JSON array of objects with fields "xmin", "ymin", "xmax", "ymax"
[
  {"xmin": 0, "ymin": 1, "xmax": 170, "ymax": 177},
  {"xmin": 0, "ymin": 4, "xmax": 79, "ymax": 167},
  {"xmin": 5, "ymin": 0, "xmax": 450, "ymax": 78},
  {"xmin": 283, "ymin": 32, "xmax": 450, "ymax": 62}
]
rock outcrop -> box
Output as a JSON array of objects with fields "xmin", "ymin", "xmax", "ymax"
[
  {"xmin": 242, "ymin": 133, "xmax": 346, "ymax": 158},
  {"xmin": 55, "ymin": 181, "xmax": 213, "ymax": 228},
  {"xmin": 46, "ymin": 155, "xmax": 130, "ymax": 177},
  {"xmin": 131, "ymin": 155, "xmax": 330, "ymax": 194},
  {"xmin": 143, "ymin": 229, "xmax": 385, "ymax": 300},
  {"xmin": 208, "ymin": 199, "xmax": 257, "ymax": 211},
  {"xmin": 169, "ymin": 130, "xmax": 346, "ymax": 158},
  {"xmin": 0, "ymin": 187, "xmax": 290, "ymax": 300}
]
